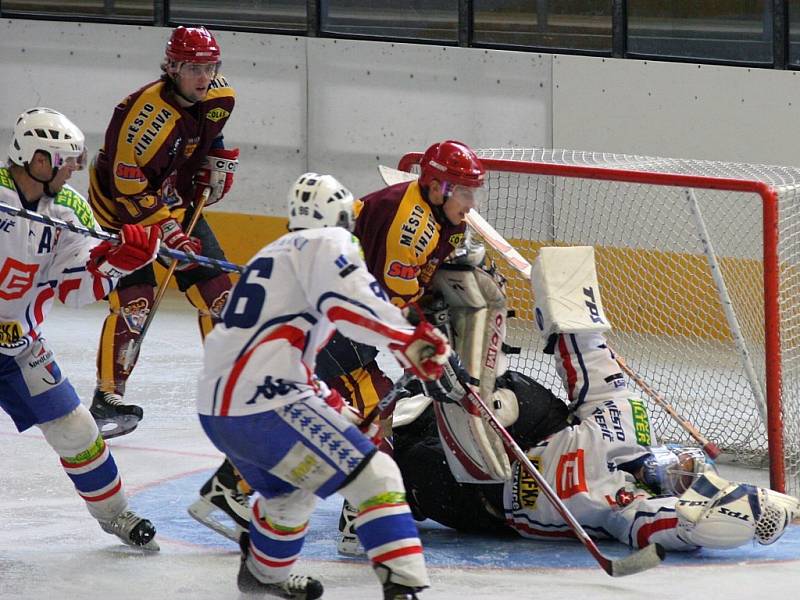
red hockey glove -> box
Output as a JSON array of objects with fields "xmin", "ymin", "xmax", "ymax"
[
  {"xmin": 324, "ymin": 389, "xmax": 381, "ymax": 444},
  {"xmin": 158, "ymin": 217, "xmax": 202, "ymax": 271},
  {"xmin": 195, "ymin": 147, "xmax": 239, "ymax": 206},
  {"xmin": 390, "ymin": 321, "xmax": 451, "ymax": 381},
  {"xmin": 88, "ymin": 224, "xmax": 160, "ymax": 279}
]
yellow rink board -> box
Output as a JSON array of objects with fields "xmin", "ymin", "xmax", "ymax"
[{"xmin": 158, "ymin": 212, "xmax": 773, "ymax": 344}]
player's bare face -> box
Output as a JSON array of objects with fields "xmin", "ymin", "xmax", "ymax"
[
  {"xmin": 443, "ymin": 184, "xmax": 484, "ymax": 226},
  {"xmin": 47, "ymin": 152, "xmax": 85, "ymax": 193},
  {"xmin": 175, "ymin": 62, "xmax": 218, "ymax": 104}
]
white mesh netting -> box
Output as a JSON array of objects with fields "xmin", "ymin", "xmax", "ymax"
[{"xmin": 411, "ymin": 147, "xmax": 800, "ymax": 496}]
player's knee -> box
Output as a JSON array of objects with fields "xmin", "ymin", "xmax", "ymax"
[
  {"xmin": 255, "ymin": 489, "xmax": 317, "ymax": 526},
  {"xmin": 38, "ymin": 404, "xmax": 101, "ymax": 458},
  {"xmin": 338, "ymin": 451, "xmax": 405, "ymax": 508}
]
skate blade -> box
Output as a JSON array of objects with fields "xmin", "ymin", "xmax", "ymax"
[
  {"xmin": 94, "ymin": 415, "xmax": 140, "ymax": 439},
  {"xmin": 337, "ymin": 535, "xmax": 366, "ymax": 557},
  {"xmin": 187, "ymin": 497, "xmax": 245, "ymax": 542}
]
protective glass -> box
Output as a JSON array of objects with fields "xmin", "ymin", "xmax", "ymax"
[
  {"xmin": 179, "ymin": 62, "xmax": 220, "ymax": 78},
  {"xmin": 445, "ymin": 183, "xmax": 488, "ymax": 213},
  {"xmin": 52, "ymin": 148, "xmax": 87, "ymax": 171}
]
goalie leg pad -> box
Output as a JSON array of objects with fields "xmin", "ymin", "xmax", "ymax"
[
  {"xmin": 676, "ymin": 470, "xmax": 800, "ymax": 548},
  {"xmin": 531, "ymin": 246, "xmax": 611, "ymax": 340}
]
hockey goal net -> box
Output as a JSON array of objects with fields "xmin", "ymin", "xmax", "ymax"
[{"xmin": 399, "ymin": 147, "xmax": 800, "ymax": 496}]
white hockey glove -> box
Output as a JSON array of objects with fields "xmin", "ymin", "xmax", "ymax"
[{"xmin": 390, "ymin": 321, "xmax": 451, "ymax": 381}]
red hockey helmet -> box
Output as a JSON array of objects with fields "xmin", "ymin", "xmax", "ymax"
[
  {"xmin": 418, "ymin": 140, "xmax": 485, "ymax": 188},
  {"xmin": 165, "ymin": 26, "xmax": 221, "ymax": 64}
]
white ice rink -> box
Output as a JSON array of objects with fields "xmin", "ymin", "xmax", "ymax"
[{"xmin": 1, "ymin": 294, "xmax": 798, "ymax": 599}]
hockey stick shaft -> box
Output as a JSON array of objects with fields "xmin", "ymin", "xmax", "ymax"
[
  {"xmin": 0, "ymin": 199, "xmax": 244, "ymax": 274},
  {"xmin": 377, "ymin": 166, "xmax": 719, "ymax": 459},
  {"xmin": 448, "ymin": 354, "xmax": 665, "ymax": 577},
  {"xmin": 120, "ymin": 187, "xmax": 210, "ymax": 371},
  {"xmin": 360, "ymin": 372, "xmax": 414, "ymax": 430}
]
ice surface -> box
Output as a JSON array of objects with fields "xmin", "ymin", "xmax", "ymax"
[{"xmin": 1, "ymin": 295, "xmax": 798, "ymax": 599}]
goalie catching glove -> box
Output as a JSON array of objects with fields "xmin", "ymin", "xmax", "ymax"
[
  {"xmin": 88, "ymin": 224, "xmax": 160, "ymax": 279},
  {"xmin": 390, "ymin": 321, "xmax": 451, "ymax": 381},
  {"xmin": 195, "ymin": 147, "xmax": 239, "ymax": 206}
]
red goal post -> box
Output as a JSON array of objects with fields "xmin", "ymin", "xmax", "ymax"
[{"xmin": 398, "ymin": 148, "xmax": 797, "ymax": 495}]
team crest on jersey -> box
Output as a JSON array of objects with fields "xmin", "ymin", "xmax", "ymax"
[
  {"xmin": 0, "ymin": 320, "xmax": 24, "ymax": 349},
  {"xmin": 511, "ymin": 456, "xmax": 542, "ymax": 511},
  {"xmin": 206, "ymin": 107, "xmax": 230, "ymax": 123},
  {"xmin": 614, "ymin": 487, "xmax": 636, "ymax": 507},
  {"xmin": 122, "ymin": 297, "xmax": 150, "ymax": 333},
  {"xmin": 209, "ymin": 290, "xmax": 230, "ymax": 319},
  {"xmin": 449, "ymin": 233, "xmax": 464, "ymax": 247},
  {"xmin": 183, "ymin": 136, "xmax": 200, "ymax": 158}
]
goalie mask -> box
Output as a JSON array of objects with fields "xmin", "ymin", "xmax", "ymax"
[
  {"xmin": 288, "ymin": 172, "xmax": 355, "ymax": 231},
  {"xmin": 640, "ymin": 445, "xmax": 713, "ymax": 496}
]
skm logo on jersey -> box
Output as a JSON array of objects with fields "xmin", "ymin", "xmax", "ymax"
[
  {"xmin": 511, "ymin": 456, "xmax": 542, "ymax": 511},
  {"xmin": 205, "ymin": 107, "xmax": 230, "ymax": 123},
  {"xmin": 387, "ymin": 260, "xmax": 419, "ymax": 280},
  {"xmin": 0, "ymin": 320, "xmax": 24, "ymax": 349},
  {"xmin": 556, "ymin": 449, "xmax": 588, "ymax": 499},
  {"xmin": 246, "ymin": 376, "xmax": 301, "ymax": 404},
  {"xmin": 0, "ymin": 258, "xmax": 38, "ymax": 300},
  {"xmin": 115, "ymin": 162, "xmax": 147, "ymax": 183}
]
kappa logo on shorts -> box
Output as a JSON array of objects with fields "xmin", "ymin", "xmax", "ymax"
[
  {"xmin": 246, "ymin": 376, "xmax": 300, "ymax": 404},
  {"xmin": 556, "ymin": 449, "xmax": 588, "ymax": 499}
]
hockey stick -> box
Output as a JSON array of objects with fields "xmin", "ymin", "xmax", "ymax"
[
  {"xmin": 446, "ymin": 353, "xmax": 665, "ymax": 576},
  {"xmin": 377, "ymin": 165, "xmax": 721, "ymax": 459},
  {"xmin": 120, "ymin": 187, "xmax": 211, "ymax": 371},
  {"xmin": 360, "ymin": 372, "xmax": 414, "ymax": 430},
  {"xmin": 0, "ymin": 199, "xmax": 244, "ymax": 274}
]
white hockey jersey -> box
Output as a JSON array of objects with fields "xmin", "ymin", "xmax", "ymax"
[
  {"xmin": 0, "ymin": 167, "xmax": 113, "ymax": 356},
  {"xmin": 197, "ymin": 227, "xmax": 416, "ymax": 417}
]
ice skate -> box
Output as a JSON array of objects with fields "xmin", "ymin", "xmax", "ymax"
[
  {"xmin": 90, "ymin": 389, "xmax": 143, "ymax": 439},
  {"xmin": 98, "ymin": 510, "xmax": 159, "ymax": 551},
  {"xmin": 383, "ymin": 583, "xmax": 422, "ymax": 600},
  {"xmin": 337, "ymin": 499, "xmax": 364, "ymax": 556},
  {"xmin": 238, "ymin": 533, "xmax": 323, "ymax": 598},
  {"xmin": 187, "ymin": 458, "xmax": 251, "ymax": 541}
]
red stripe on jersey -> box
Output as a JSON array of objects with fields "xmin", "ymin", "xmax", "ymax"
[
  {"xmin": 636, "ymin": 517, "xmax": 678, "ymax": 548},
  {"xmin": 58, "ymin": 278, "xmax": 81, "ymax": 303},
  {"xmin": 558, "ymin": 335, "xmax": 578, "ymax": 403},
  {"xmin": 33, "ymin": 287, "xmax": 55, "ymax": 326},
  {"xmin": 219, "ymin": 325, "xmax": 306, "ymax": 416},
  {"xmin": 371, "ymin": 544, "xmax": 423, "ymax": 565},
  {"xmin": 327, "ymin": 306, "xmax": 410, "ymax": 344},
  {"xmin": 511, "ymin": 520, "xmax": 577, "ymax": 539}
]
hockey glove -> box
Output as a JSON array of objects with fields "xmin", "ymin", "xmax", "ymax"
[
  {"xmin": 324, "ymin": 389, "xmax": 381, "ymax": 444},
  {"xmin": 390, "ymin": 321, "xmax": 451, "ymax": 381},
  {"xmin": 195, "ymin": 147, "xmax": 239, "ymax": 206},
  {"xmin": 158, "ymin": 217, "xmax": 202, "ymax": 271},
  {"xmin": 88, "ymin": 224, "xmax": 160, "ymax": 279}
]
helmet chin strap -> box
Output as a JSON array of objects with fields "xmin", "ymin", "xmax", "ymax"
[{"xmin": 23, "ymin": 162, "xmax": 59, "ymax": 197}]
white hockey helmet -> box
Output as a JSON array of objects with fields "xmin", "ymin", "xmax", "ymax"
[
  {"xmin": 287, "ymin": 172, "xmax": 355, "ymax": 231},
  {"xmin": 8, "ymin": 107, "xmax": 86, "ymax": 168}
]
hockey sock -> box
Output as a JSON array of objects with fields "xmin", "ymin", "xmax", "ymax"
[
  {"xmin": 185, "ymin": 273, "xmax": 231, "ymax": 339},
  {"xmin": 245, "ymin": 496, "xmax": 310, "ymax": 584}
]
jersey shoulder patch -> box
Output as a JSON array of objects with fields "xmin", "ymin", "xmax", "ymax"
[
  {"xmin": 54, "ymin": 185, "xmax": 96, "ymax": 229},
  {"xmin": 0, "ymin": 167, "xmax": 16, "ymax": 192}
]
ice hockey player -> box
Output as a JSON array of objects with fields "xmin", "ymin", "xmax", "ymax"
[
  {"xmin": 0, "ymin": 107, "xmax": 161, "ymax": 550},
  {"xmin": 87, "ymin": 25, "xmax": 238, "ymax": 439},
  {"xmin": 314, "ymin": 140, "xmax": 486, "ymax": 552},
  {"xmin": 195, "ymin": 173, "xmax": 451, "ymax": 599},
  {"xmin": 392, "ymin": 245, "xmax": 800, "ymax": 552}
]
